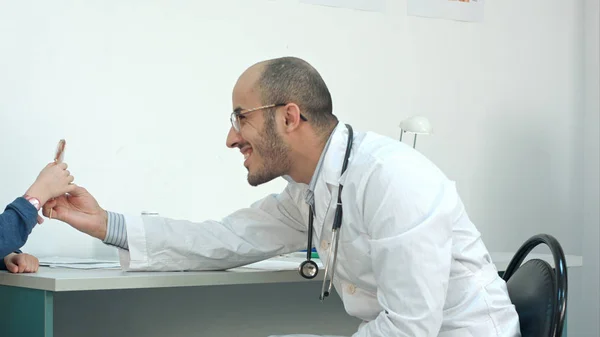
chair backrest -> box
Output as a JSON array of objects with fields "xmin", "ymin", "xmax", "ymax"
[{"xmin": 502, "ymin": 234, "xmax": 568, "ymax": 337}]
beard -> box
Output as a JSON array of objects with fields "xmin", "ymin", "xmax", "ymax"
[{"xmin": 247, "ymin": 114, "xmax": 292, "ymax": 186}]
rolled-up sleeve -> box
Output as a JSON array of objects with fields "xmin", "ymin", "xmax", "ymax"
[{"xmin": 0, "ymin": 198, "xmax": 38, "ymax": 259}]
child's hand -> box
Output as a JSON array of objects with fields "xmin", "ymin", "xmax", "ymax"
[
  {"xmin": 25, "ymin": 162, "xmax": 76, "ymax": 205},
  {"xmin": 3, "ymin": 253, "xmax": 39, "ymax": 273}
]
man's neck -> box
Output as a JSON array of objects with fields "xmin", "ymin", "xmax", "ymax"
[{"xmin": 287, "ymin": 125, "xmax": 336, "ymax": 184}]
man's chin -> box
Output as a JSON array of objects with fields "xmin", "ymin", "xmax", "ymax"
[{"xmin": 247, "ymin": 172, "xmax": 278, "ymax": 187}]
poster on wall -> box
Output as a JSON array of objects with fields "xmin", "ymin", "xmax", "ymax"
[
  {"xmin": 300, "ymin": 0, "xmax": 385, "ymax": 12},
  {"xmin": 407, "ymin": 0, "xmax": 485, "ymax": 22}
]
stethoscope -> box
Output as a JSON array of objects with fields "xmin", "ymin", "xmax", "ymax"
[{"xmin": 299, "ymin": 124, "xmax": 353, "ymax": 301}]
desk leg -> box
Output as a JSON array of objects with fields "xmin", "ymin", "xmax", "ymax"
[{"xmin": 0, "ymin": 285, "xmax": 53, "ymax": 337}]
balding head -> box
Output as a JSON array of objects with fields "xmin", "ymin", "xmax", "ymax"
[
  {"xmin": 228, "ymin": 57, "xmax": 341, "ymax": 185},
  {"xmin": 236, "ymin": 57, "xmax": 337, "ymax": 135}
]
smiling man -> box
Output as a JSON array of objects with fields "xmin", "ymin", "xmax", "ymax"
[
  {"xmin": 227, "ymin": 58, "xmax": 337, "ymax": 187},
  {"xmin": 44, "ymin": 56, "xmax": 521, "ymax": 337}
]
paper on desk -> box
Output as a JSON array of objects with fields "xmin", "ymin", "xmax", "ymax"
[
  {"xmin": 45, "ymin": 263, "xmax": 121, "ymax": 269},
  {"xmin": 39, "ymin": 257, "xmax": 119, "ymax": 264},
  {"xmin": 233, "ymin": 255, "xmax": 324, "ymax": 271},
  {"xmin": 38, "ymin": 257, "xmax": 121, "ymax": 269}
]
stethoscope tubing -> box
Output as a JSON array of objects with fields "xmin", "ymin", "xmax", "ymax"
[{"xmin": 299, "ymin": 124, "xmax": 354, "ymax": 298}]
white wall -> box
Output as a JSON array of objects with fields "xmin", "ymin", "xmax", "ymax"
[
  {"xmin": 0, "ymin": 0, "xmax": 585, "ymax": 259},
  {"xmin": 405, "ymin": 0, "xmax": 586, "ymax": 256},
  {"xmin": 0, "ymin": 0, "xmax": 593, "ymax": 335},
  {"xmin": 582, "ymin": 0, "xmax": 600, "ymax": 336}
]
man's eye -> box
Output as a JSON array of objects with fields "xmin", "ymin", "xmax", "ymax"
[{"xmin": 238, "ymin": 115, "xmax": 247, "ymax": 120}]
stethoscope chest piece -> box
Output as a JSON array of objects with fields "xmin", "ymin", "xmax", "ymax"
[{"xmin": 299, "ymin": 259, "xmax": 319, "ymax": 279}]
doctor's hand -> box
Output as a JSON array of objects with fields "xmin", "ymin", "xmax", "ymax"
[{"xmin": 42, "ymin": 185, "xmax": 108, "ymax": 241}]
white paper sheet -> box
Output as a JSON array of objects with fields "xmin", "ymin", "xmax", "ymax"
[
  {"xmin": 45, "ymin": 263, "xmax": 121, "ymax": 269},
  {"xmin": 39, "ymin": 257, "xmax": 119, "ymax": 264},
  {"xmin": 38, "ymin": 257, "xmax": 121, "ymax": 269},
  {"xmin": 407, "ymin": 0, "xmax": 485, "ymax": 22},
  {"xmin": 300, "ymin": 0, "xmax": 385, "ymax": 12},
  {"xmin": 232, "ymin": 255, "xmax": 324, "ymax": 271}
]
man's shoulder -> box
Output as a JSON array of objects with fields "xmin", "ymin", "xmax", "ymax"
[
  {"xmin": 351, "ymin": 130, "xmax": 410, "ymax": 166},
  {"xmin": 350, "ymin": 129, "xmax": 449, "ymax": 184}
]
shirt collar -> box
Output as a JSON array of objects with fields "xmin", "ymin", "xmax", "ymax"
[
  {"xmin": 282, "ymin": 122, "xmax": 350, "ymax": 203},
  {"xmin": 308, "ymin": 125, "xmax": 337, "ymax": 193},
  {"xmin": 304, "ymin": 123, "xmax": 345, "ymax": 206}
]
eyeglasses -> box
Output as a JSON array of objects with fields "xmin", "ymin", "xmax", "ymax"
[{"xmin": 229, "ymin": 103, "xmax": 308, "ymax": 132}]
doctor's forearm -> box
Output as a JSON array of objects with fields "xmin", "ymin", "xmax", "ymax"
[{"xmin": 103, "ymin": 211, "xmax": 129, "ymax": 250}]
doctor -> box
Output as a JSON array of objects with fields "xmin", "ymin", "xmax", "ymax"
[{"xmin": 44, "ymin": 57, "xmax": 521, "ymax": 337}]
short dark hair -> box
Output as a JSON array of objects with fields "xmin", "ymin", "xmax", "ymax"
[{"xmin": 257, "ymin": 57, "xmax": 337, "ymax": 134}]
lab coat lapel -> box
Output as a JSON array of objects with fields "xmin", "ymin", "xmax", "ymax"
[
  {"xmin": 312, "ymin": 171, "xmax": 332, "ymax": 237},
  {"xmin": 313, "ymin": 125, "xmax": 351, "ymax": 255},
  {"xmin": 313, "ymin": 125, "xmax": 349, "ymax": 229}
]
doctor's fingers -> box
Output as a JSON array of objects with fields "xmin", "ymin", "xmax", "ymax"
[
  {"xmin": 42, "ymin": 198, "xmax": 65, "ymax": 217},
  {"xmin": 45, "ymin": 194, "xmax": 70, "ymax": 208},
  {"xmin": 43, "ymin": 198, "xmax": 60, "ymax": 213}
]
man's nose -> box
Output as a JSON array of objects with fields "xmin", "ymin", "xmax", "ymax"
[{"xmin": 226, "ymin": 127, "xmax": 242, "ymax": 148}]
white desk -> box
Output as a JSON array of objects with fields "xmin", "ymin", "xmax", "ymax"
[{"xmin": 0, "ymin": 253, "xmax": 582, "ymax": 337}]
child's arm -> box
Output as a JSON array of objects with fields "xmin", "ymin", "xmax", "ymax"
[
  {"xmin": 0, "ymin": 197, "xmax": 38, "ymax": 261},
  {"xmin": 0, "ymin": 162, "xmax": 76, "ymax": 264}
]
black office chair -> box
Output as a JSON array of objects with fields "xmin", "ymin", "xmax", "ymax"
[{"xmin": 502, "ymin": 234, "xmax": 568, "ymax": 337}]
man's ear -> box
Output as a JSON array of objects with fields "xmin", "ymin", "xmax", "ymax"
[{"xmin": 283, "ymin": 103, "xmax": 303, "ymax": 132}]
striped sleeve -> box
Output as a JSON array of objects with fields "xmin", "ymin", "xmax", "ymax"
[{"xmin": 103, "ymin": 211, "xmax": 129, "ymax": 250}]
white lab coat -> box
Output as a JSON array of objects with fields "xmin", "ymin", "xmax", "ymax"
[{"xmin": 117, "ymin": 124, "xmax": 521, "ymax": 337}]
